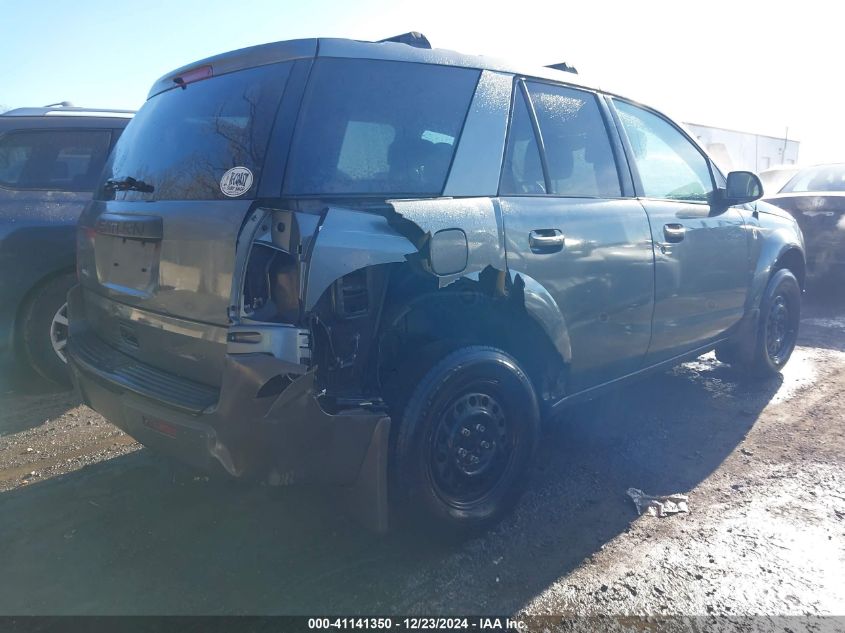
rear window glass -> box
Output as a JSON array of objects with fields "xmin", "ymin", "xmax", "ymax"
[
  {"xmin": 0, "ymin": 129, "xmax": 112, "ymax": 192},
  {"xmin": 284, "ymin": 59, "xmax": 480, "ymax": 196},
  {"xmin": 97, "ymin": 62, "xmax": 291, "ymax": 201},
  {"xmin": 780, "ymin": 165, "xmax": 845, "ymax": 193}
]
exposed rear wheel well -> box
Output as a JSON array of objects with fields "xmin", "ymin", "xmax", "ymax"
[{"xmin": 376, "ymin": 267, "xmax": 566, "ymax": 408}]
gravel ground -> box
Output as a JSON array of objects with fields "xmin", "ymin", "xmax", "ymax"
[{"xmin": 0, "ymin": 297, "xmax": 843, "ymax": 620}]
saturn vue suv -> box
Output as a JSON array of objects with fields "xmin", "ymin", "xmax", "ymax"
[{"xmin": 66, "ymin": 33, "xmax": 805, "ymax": 533}]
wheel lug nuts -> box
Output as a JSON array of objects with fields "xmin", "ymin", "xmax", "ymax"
[
  {"xmin": 461, "ymin": 427, "xmax": 471, "ymax": 437},
  {"xmin": 480, "ymin": 441, "xmax": 490, "ymax": 449},
  {"xmin": 457, "ymin": 448, "xmax": 468, "ymax": 457},
  {"xmin": 476, "ymin": 424, "xmax": 486, "ymax": 433}
]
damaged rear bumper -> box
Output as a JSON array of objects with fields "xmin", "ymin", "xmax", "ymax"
[{"xmin": 66, "ymin": 288, "xmax": 390, "ymax": 531}]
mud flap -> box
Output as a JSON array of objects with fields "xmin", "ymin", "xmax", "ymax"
[
  {"xmin": 337, "ymin": 416, "xmax": 391, "ymax": 534},
  {"xmin": 264, "ymin": 371, "xmax": 391, "ymax": 533}
]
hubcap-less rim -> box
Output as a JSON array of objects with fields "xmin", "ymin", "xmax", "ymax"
[
  {"xmin": 50, "ymin": 302, "xmax": 69, "ymax": 364},
  {"xmin": 429, "ymin": 389, "xmax": 514, "ymax": 507},
  {"xmin": 766, "ymin": 295, "xmax": 792, "ymax": 364}
]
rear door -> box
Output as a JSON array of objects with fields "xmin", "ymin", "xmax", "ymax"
[
  {"xmin": 610, "ymin": 99, "xmax": 751, "ymax": 363},
  {"xmin": 499, "ymin": 80, "xmax": 655, "ymax": 392},
  {"xmin": 76, "ymin": 61, "xmax": 298, "ymax": 385}
]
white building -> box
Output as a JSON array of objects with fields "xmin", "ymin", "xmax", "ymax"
[{"xmin": 684, "ymin": 122, "xmax": 800, "ymax": 174}]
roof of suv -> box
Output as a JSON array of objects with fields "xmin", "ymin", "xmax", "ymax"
[
  {"xmin": 2, "ymin": 106, "xmax": 135, "ymax": 118},
  {"xmin": 149, "ymin": 35, "xmax": 605, "ymax": 100}
]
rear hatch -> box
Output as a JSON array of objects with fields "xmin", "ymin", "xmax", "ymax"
[{"xmin": 76, "ymin": 62, "xmax": 294, "ymax": 387}]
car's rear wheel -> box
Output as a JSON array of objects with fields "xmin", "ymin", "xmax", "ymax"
[
  {"xmin": 739, "ymin": 269, "xmax": 801, "ymax": 377},
  {"xmin": 391, "ymin": 346, "xmax": 540, "ymax": 535},
  {"xmin": 19, "ymin": 273, "xmax": 76, "ymax": 386}
]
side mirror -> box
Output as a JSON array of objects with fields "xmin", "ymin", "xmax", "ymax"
[{"xmin": 723, "ymin": 171, "xmax": 763, "ymax": 205}]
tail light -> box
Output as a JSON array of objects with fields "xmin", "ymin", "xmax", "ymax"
[{"xmin": 76, "ymin": 226, "xmax": 97, "ymax": 281}]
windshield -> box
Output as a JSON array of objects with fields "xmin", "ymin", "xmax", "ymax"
[
  {"xmin": 779, "ymin": 164, "xmax": 845, "ymax": 193},
  {"xmin": 95, "ymin": 62, "xmax": 292, "ymax": 201}
]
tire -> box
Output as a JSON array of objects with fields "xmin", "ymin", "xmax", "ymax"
[
  {"xmin": 18, "ymin": 273, "xmax": 76, "ymax": 386},
  {"xmin": 739, "ymin": 269, "xmax": 801, "ymax": 378},
  {"xmin": 391, "ymin": 346, "xmax": 541, "ymax": 535}
]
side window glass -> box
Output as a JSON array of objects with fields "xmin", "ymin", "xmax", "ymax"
[
  {"xmin": 0, "ymin": 129, "xmax": 112, "ymax": 191},
  {"xmin": 614, "ymin": 100, "xmax": 714, "ymax": 202},
  {"xmin": 284, "ymin": 59, "xmax": 479, "ymax": 196},
  {"xmin": 526, "ymin": 82, "xmax": 621, "ymax": 197},
  {"xmin": 500, "ymin": 88, "xmax": 545, "ymax": 195}
]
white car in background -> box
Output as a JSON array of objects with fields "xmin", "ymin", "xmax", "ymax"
[{"xmin": 758, "ymin": 165, "xmax": 801, "ymax": 194}]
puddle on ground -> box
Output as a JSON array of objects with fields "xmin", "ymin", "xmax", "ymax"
[
  {"xmin": 676, "ymin": 347, "xmax": 844, "ymax": 407},
  {"xmin": 804, "ymin": 317, "xmax": 845, "ymax": 330}
]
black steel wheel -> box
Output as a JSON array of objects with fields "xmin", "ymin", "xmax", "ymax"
[
  {"xmin": 392, "ymin": 346, "xmax": 540, "ymax": 535},
  {"xmin": 748, "ymin": 268, "xmax": 801, "ymax": 377}
]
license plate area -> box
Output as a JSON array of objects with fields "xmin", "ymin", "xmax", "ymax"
[{"xmin": 94, "ymin": 235, "xmax": 160, "ymax": 297}]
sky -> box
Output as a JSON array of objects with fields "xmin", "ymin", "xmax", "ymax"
[{"xmin": 1, "ymin": 0, "xmax": 843, "ymax": 164}]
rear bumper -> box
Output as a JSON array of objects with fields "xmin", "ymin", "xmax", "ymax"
[
  {"xmin": 70, "ymin": 365, "xmax": 229, "ymax": 473},
  {"xmin": 66, "ymin": 286, "xmax": 390, "ymax": 531}
]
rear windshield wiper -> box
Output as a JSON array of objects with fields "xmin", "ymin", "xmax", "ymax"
[{"xmin": 104, "ymin": 176, "xmax": 155, "ymax": 193}]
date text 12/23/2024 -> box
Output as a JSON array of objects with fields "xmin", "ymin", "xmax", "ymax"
[{"xmin": 307, "ymin": 618, "xmax": 527, "ymax": 630}]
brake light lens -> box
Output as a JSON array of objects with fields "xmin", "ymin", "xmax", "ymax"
[
  {"xmin": 76, "ymin": 226, "xmax": 97, "ymax": 280},
  {"xmin": 172, "ymin": 65, "xmax": 213, "ymax": 88}
]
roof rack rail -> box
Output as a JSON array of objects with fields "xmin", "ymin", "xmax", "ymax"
[
  {"xmin": 377, "ymin": 32, "xmax": 431, "ymax": 49},
  {"xmin": 546, "ymin": 62, "xmax": 578, "ymax": 75}
]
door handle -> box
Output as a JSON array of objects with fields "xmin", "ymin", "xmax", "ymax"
[
  {"xmin": 663, "ymin": 223, "xmax": 685, "ymax": 243},
  {"xmin": 529, "ymin": 229, "xmax": 565, "ymax": 253}
]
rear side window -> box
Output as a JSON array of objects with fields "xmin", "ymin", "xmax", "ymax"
[
  {"xmin": 0, "ymin": 129, "xmax": 112, "ymax": 192},
  {"xmin": 500, "ymin": 88, "xmax": 546, "ymax": 195},
  {"xmin": 98, "ymin": 62, "xmax": 292, "ymax": 201},
  {"xmin": 284, "ymin": 59, "xmax": 480, "ymax": 196},
  {"xmin": 526, "ymin": 82, "xmax": 621, "ymax": 198},
  {"xmin": 780, "ymin": 165, "xmax": 845, "ymax": 193},
  {"xmin": 614, "ymin": 100, "xmax": 714, "ymax": 202}
]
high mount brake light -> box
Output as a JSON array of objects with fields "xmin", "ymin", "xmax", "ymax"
[{"xmin": 172, "ymin": 65, "xmax": 213, "ymax": 88}]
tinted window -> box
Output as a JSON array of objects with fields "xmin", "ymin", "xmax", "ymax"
[
  {"xmin": 500, "ymin": 89, "xmax": 545, "ymax": 194},
  {"xmin": 284, "ymin": 59, "xmax": 479, "ymax": 196},
  {"xmin": 780, "ymin": 165, "xmax": 845, "ymax": 193},
  {"xmin": 526, "ymin": 82, "xmax": 620, "ymax": 197},
  {"xmin": 98, "ymin": 62, "xmax": 291, "ymax": 201},
  {"xmin": 614, "ymin": 100, "xmax": 713, "ymax": 202},
  {"xmin": 0, "ymin": 129, "xmax": 112, "ymax": 191}
]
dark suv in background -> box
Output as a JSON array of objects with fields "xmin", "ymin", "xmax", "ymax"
[
  {"xmin": 0, "ymin": 105, "xmax": 132, "ymax": 383},
  {"xmin": 67, "ymin": 35, "xmax": 805, "ymax": 533}
]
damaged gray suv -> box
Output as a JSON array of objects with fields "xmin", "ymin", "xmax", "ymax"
[{"xmin": 67, "ymin": 33, "xmax": 805, "ymax": 533}]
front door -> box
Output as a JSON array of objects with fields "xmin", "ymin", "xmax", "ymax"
[
  {"xmin": 500, "ymin": 81, "xmax": 654, "ymax": 392},
  {"xmin": 611, "ymin": 99, "xmax": 751, "ymax": 363}
]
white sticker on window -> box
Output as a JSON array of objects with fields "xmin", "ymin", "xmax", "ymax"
[{"xmin": 220, "ymin": 167, "xmax": 253, "ymax": 197}]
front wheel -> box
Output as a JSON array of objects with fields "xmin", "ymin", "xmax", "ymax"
[
  {"xmin": 741, "ymin": 269, "xmax": 801, "ymax": 377},
  {"xmin": 391, "ymin": 346, "xmax": 540, "ymax": 535}
]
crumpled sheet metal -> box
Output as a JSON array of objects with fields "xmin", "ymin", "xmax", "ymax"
[
  {"xmin": 388, "ymin": 197, "xmax": 506, "ymax": 288},
  {"xmin": 627, "ymin": 487, "xmax": 689, "ymax": 517}
]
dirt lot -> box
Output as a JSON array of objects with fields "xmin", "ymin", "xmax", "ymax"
[{"xmin": 1, "ymin": 297, "xmax": 844, "ymax": 618}]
